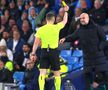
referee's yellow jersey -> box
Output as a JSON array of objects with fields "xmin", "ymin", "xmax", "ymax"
[{"xmin": 35, "ymin": 22, "xmax": 64, "ymax": 49}]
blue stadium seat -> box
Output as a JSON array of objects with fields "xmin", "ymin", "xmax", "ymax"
[
  {"xmin": 72, "ymin": 63, "xmax": 83, "ymax": 71},
  {"xmin": 67, "ymin": 65, "xmax": 73, "ymax": 71},
  {"xmin": 13, "ymin": 72, "xmax": 24, "ymax": 83},
  {"xmin": 72, "ymin": 50, "xmax": 83, "ymax": 57},
  {"xmin": 106, "ymin": 35, "xmax": 108, "ymax": 41},
  {"xmin": 79, "ymin": 57, "xmax": 84, "ymax": 64},
  {"xmin": 13, "ymin": 72, "xmax": 25, "ymax": 90},
  {"xmin": 60, "ymin": 50, "xmax": 72, "ymax": 57},
  {"xmin": 60, "ymin": 50, "xmax": 72, "ymax": 61},
  {"xmin": 67, "ymin": 56, "xmax": 79, "ymax": 62},
  {"xmin": 19, "ymin": 84, "xmax": 25, "ymax": 90}
]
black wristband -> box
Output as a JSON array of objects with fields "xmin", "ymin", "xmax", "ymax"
[{"xmin": 65, "ymin": 11, "xmax": 68, "ymax": 13}]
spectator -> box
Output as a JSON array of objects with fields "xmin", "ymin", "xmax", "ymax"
[
  {"xmin": 0, "ymin": 51, "xmax": 13, "ymax": 72},
  {"xmin": 7, "ymin": 30, "xmax": 25, "ymax": 64},
  {"xmin": 0, "ymin": 25, "xmax": 6, "ymax": 35},
  {"xmin": 23, "ymin": 59, "xmax": 39, "ymax": 90},
  {"xmin": 102, "ymin": 0, "xmax": 108, "ymax": 18},
  {"xmin": 28, "ymin": 6, "xmax": 38, "ymax": 30},
  {"xmin": 46, "ymin": 0, "xmax": 55, "ymax": 10},
  {"xmin": 11, "ymin": 24, "xmax": 19, "ymax": 32},
  {"xmin": 17, "ymin": 0, "xmax": 24, "ymax": 12},
  {"xmin": 0, "ymin": 57, "xmax": 13, "ymax": 83},
  {"xmin": 27, "ymin": 32, "xmax": 35, "ymax": 46},
  {"xmin": 89, "ymin": 0, "xmax": 106, "ymax": 25},
  {"xmin": 22, "ymin": 43, "xmax": 31, "ymax": 64},
  {"xmin": 17, "ymin": 10, "xmax": 28, "ymax": 30},
  {"xmin": 2, "ymin": 31, "xmax": 10, "ymax": 42},
  {"xmin": 14, "ymin": 43, "xmax": 31, "ymax": 71},
  {"xmin": 29, "ymin": 0, "xmax": 35, "ymax": 7},
  {"xmin": 0, "ymin": 39, "xmax": 13, "ymax": 61},
  {"xmin": 21, "ymin": 19, "xmax": 33, "ymax": 42},
  {"xmin": 7, "ymin": 17, "xmax": 16, "ymax": 32},
  {"xmin": 1, "ymin": 15, "xmax": 8, "ymax": 28},
  {"xmin": 9, "ymin": 24, "xmax": 20, "ymax": 37},
  {"xmin": 77, "ymin": 0, "xmax": 89, "ymax": 13},
  {"xmin": 8, "ymin": 0, "xmax": 21, "ymax": 20},
  {"xmin": 24, "ymin": 2, "xmax": 30, "ymax": 13},
  {"xmin": 58, "ymin": 7, "xmax": 65, "ymax": 18},
  {"xmin": 68, "ymin": 7, "xmax": 81, "ymax": 35},
  {"xmin": 0, "ymin": 0, "xmax": 7, "ymax": 13},
  {"xmin": 36, "ymin": 0, "xmax": 46, "ymax": 12},
  {"xmin": 28, "ymin": 3, "xmax": 49, "ymax": 31},
  {"xmin": 3, "ymin": 9, "xmax": 10, "ymax": 21}
]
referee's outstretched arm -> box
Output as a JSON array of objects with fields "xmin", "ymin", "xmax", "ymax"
[{"xmin": 61, "ymin": 6, "xmax": 69, "ymax": 25}]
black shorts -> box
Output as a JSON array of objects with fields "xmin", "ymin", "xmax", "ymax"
[{"xmin": 40, "ymin": 48, "xmax": 60, "ymax": 71}]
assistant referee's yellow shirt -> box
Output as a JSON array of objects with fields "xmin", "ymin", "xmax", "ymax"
[{"xmin": 35, "ymin": 22, "xmax": 64, "ymax": 49}]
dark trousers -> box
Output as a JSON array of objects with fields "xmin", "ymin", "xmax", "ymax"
[{"xmin": 84, "ymin": 71, "xmax": 108, "ymax": 90}]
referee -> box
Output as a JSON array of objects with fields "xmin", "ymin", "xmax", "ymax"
[{"xmin": 30, "ymin": 6, "xmax": 69, "ymax": 90}]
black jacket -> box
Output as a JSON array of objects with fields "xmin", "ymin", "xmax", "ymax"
[
  {"xmin": 23, "ymin": 67, "xmax": 39, "ymax": 90},
  {"xmin": 89, "ymin": 7, "xmax": 106, "ymax": 25},
  {"xmin": 66, "ymin": 20, "xmax": 106, "ymax": 57},
  {"xmin": 0, "ymin": 68, "xmax": 13, "ymax": 83},
  {"xmin": 65, "ymin": 20, "xmax": 108, "ymax": 72}
]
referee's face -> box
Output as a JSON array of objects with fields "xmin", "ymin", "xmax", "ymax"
[{"xmin": 80, "ymin": 13, "xmax": 89, "ymax": 25}]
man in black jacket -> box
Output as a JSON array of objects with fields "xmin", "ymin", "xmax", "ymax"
[
  {"xmin": 60, "ymin": 13, "xmax": 108, "ymax": 90},
  {"xmin": 89, "ymin": 0, "xmax": 106, "ymax": 25},
  {"xmin": 23, "ymin": 59, "xmax": 39, "ymax": 90},
  {"xmin": 0, "ymin": 58, "xmax": 13, "ymax": 83}
]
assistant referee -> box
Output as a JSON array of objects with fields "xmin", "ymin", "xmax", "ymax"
[{"xmin": 30, "ymin": 6, "xmax": 69, "ymax": 90}]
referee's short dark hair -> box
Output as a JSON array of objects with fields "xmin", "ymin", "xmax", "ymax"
[{"xmin": 46, "ymin": 11, "xmax": 55, "ymax": 21}]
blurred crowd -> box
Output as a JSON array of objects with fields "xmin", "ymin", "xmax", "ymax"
[{"xmin": 0, "ymin": 0, "xmax": 108, "ymax": 89}]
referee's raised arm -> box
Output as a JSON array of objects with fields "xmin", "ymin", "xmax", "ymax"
[{"xmin": 61, "ymin": 5, "xmax": 69, "ymax": 25}]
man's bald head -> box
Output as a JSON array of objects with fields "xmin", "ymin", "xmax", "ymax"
[{"xmin": 80, "ymin": 13, "xmax": 90, "ymax": 25}]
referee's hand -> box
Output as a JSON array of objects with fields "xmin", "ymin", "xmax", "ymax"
[
  {"xmin": 30, "ymin": 53, "xmax": 37, "ymax": 62},
  {"xmin": 64, "ymin": 5, "xmax": 69, "ymax": 12}
]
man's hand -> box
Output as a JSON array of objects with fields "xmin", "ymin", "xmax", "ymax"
[
  {"xmin": 92, "ymin": 82, "xmax": 99, "ymax": 88},
  {"xmin": 0, "ymin": 51, "xmax": 7, "ymax": 56},
  {"xmin": 15, "ymin": 64, "xmax": 20, "ymax": 70},
  {"xmin": 30, "ymin": 53, "xmax": 37, "ymax": 62},
  {"xmin": 59, "ymin": 38, "xmax": 66, "ymax": 44},
  {"xmin": 45, "ymin": 3, "xmax": 49, "ymax": 8}
]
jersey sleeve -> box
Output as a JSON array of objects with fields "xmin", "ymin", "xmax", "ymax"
[
  {"xmin": 56, "ymin": 22, "xmax": 64, "ymax": 31},
  {"xmin": 65, "ymin": 29, "xmax": 79, "ymax": 41},
  {"xmin": 35, "ymin": 29, "xmax": 41, "ymax": 38}
]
